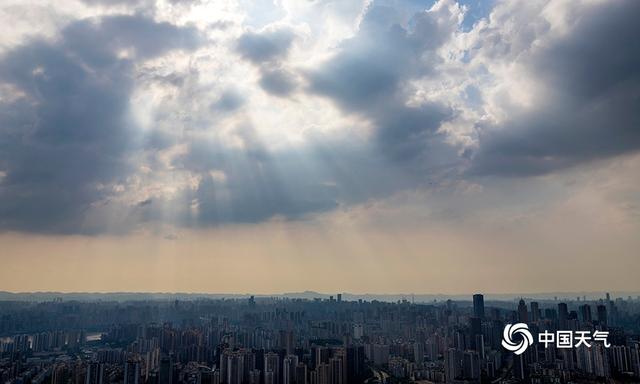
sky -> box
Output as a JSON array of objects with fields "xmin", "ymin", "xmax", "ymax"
[{"xmin": 0, "ymin": 0, "xmax": 639, "ymax": 294}]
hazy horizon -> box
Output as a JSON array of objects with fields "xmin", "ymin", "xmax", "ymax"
[{"xmin": 1, "ymin": 289, "xmax": 639, "ymax": 298}]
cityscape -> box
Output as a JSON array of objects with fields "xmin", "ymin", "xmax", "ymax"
[{"xmin": 1, "ymin": 292, "xmax": 640, "ymax": 384}]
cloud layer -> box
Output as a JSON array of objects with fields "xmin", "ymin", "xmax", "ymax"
[{"xmin": 0, "ymin": 0, "xmax": 639, "ymax": 235}]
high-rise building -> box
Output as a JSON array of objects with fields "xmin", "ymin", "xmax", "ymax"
[
  {"xmin": 462, "ymin": 351, "xmax": 480, "ymax": 380},
  {"xmin": 264, "ymin": 371, "xmax": 274, "ymax": 384},
  {"xmin": 309, "ymin": 370, "xmax": 318, "ymax": 384},
  {"xmin": 295, "ymin": 363, "xmax": 307, "ymax": 384},
  {"xmin": 159, "ymin": 356, "xmax": 173, "ymax": 384},
  {"xmin": 248, "ymin": 370, "xmax": 260, "ymax": 384},
  {"xmin": 514, "ymin": 354, "xmax": 526, "ymax": 381},
  {"xmin": 200, "ymin": 368, "xmax": 214, "ymax": 384},
  {"xmin": 472, "ymin": 294, "xmax": 485, "ymax": 319},
  {"xmin": 86, "ymin": 362, "xmax": 105, "ymax": 384},
  {"xmin": 313, "ymin": 346, "xmax": 329, "ymax": 369},
  {"xmin": 545, "ymin": 308, "xmax": 557, "ymax": 321},
  {"xmin": 445, "ymin": 348, "xmax": 461, "ymax": 382},
  {"xmin": 517, "ymin": 299, "xmax": 528, "ymax": 323},
  {"xmin": 469, "ymin": 317, "xmax": 482, "ymax": 350},
  {"xmin": 475, "ymin": 334, "xmax": 485, "ymax": 359},
  {"xmin": 329, "ymin": 357, "xmax": 343, "ymax": 384},
  {"xmin": 346, "ymin": 346, "xmax": 364, "ymax": 383},
  {"xmin": 280, "ymin": 330, "xmax": 295, "ymax": 354},
  {"xmin": 226, "ymin": 352, "xmax": 245, "ymax": 384},
  {"xmin": 558, "ymin": 303, "xmax": 568, "ymax": 329},
  {"xmin": 597, "ymin": 304, "xmax": 608, "ymax": 326},
  {"xmin": 283, "ymin": 355, "xmax": 299, "ymax": 384},
  {"xmin": 264, "ymin": 352, "xmax": 280, "ymax": 384},
  {"xmin": 530, "ymin": 302, "xmax": 540, "ymax": 322},
  {"xmin": 353, "ymin": 324, "xmax": 363, "ymax": 340},
  {"xmin": 316, "ymin": 364, "xmax": 330, "ymax": 384},
  {"xmin": 469, "ymin": 317, "xmax": 481, "ymax": 336},
  {"xmin": 51, "ymin": 364, "xmax": 66, "ymax": 384},
  {"xmin": 413, "ymin": 342, "xmax": 424, "ymax": 364},
  {"xmin": 124, "ymin": 361, "xmax": 140, "ymax": 384},
  {"xmin": 580, "ymin": 304, "xmax": 593, "ymax": 324}
]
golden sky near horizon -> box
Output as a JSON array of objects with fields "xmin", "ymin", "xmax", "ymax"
[{"xmin": 2, "ymin": 156, "xmax": 639, "ymax": 294}]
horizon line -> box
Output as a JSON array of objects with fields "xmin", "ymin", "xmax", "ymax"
[{"xmin": 2, "ymin": 289, "xmax": 639, "ymax": 297}]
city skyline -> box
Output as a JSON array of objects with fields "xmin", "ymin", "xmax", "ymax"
[
  {"xmin": 1, "ymin": 0, "xmax": 640, "ymax": 293},
  {"xmin": 1, "ymin": 292, "xmax": 639, "ymax": 383},
  {"xmin": 2, "ymin": 291, "xmax": 640, "ymax": 301}
]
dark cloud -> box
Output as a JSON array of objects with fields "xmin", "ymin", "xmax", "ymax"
[
  {"xmin": 1, "ymin": 0, "xmax": 639, "ymax": 235},
  {"xmin": 308, "ymin": 4, "xmax": 455, "ymax": 162},
  {"xmin": 236, "ymin": 26, "xmax": 296, "ymax": 64},
  {"xmin": 63, "ymin": 15, "xmax": 201, "ymax": 63},
  {"xmin": 258, "ymin": 68, "xmax": 297, "ymax": 96},
  {"xmin": 469, "ymin": 0, "xmax": 640, "ymax": 176},
  {"xmin": 237, "ymin": 27, "xmax": 297, "ymax": 97},
  {"xmin": 137, "ymin": 198, "xmax": 153, "ymax": 207},
  {"xmin": 0, "ymin": 15, "xmax": 201, "ymax": 233},
  {"xmin": 236, "ymin": 26, "xmax": 299, "ymax": 98}
]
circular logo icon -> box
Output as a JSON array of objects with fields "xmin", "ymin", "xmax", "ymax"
[{"xmin": 502, "ymin": 323, "xmax": 533, "ymax": 355}]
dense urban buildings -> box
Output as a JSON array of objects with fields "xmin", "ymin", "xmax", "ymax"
[{"xmin": 1, "ymin": 293, "xmax": 639, "ymax": 384}]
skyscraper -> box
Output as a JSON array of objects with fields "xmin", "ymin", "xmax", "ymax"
[
  {"xmin": 469, "ymin": 317, "xmax": 481, "ymax": 350},
  {"xmin": 517, "ymin": 299, "xmax": 528, "ymax": 323},
  {"xmin": 558, "ymin": 303, "xmax": 568, "ymax": 329},
  {"xmin": 413, "ymin": 342, "xmax": 424, "ymax": 364},
  {"xmin": 530, "ymin": 302, "xmax": 540, "ymax": 322},
  {"xmin": 445, "ymin": 348, "xmax": 461, "ymax": 382},
  {"xmin": 295, "ymin": 363, "xmax": 307, "ymax": 384},
  {"xmin": 597, "ymin": 304, "xmax": 608, "ymax": 326},
  {"xmin": 462, "ymin": 351, "xmax": 480, "ymax": 380},
  {"xmin": 124, "ymin": 361, "xmax": 140, "ymax": 384},
  {"xmin": 329, "ymin": 357, "xmax": 343, "ymax": 384},
  {"xmin": 264, "ymin": 371, "xmax": 274, "ymax": 384},
  {"xmin": 226, "ymin": 352, "xmax": 244, "ymax": 384},
  {"xmin": 580, "ymin": 304, "xmax": 593, "ymax": 323},
  {"xmin": 159, "ymin": 356, "xmax": 173, "ymax": 384},
  {"xmin": 346, "ymin": 346, "xmax": 364, "ymax": 384},
  {"xmin": 86, "ymin": 362, "xmax": 105, "ymax": 384},
  {"xmin": 264, "ymin": 352, "xmax": 280, "ymax": 384},
  {"xmin": 283, "ymin": 355, "xmax": 299, "ymax": 384},
  {"xmin": 472, "ymin": 294, "xmax": 485, "ymax": 319},
  {"xmin": 249, "ymin": 370, "xmax": 261, "ymax": 384}
]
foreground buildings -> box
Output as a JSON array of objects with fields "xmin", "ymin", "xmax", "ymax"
[{"xmin": 1, "ymin": 293, "xmax": 639, "ymax": 384}]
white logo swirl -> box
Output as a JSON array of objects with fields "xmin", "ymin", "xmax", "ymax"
[{"xmin": 502, "ymin": 323, "xmax": 533, "ymax": 355}]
